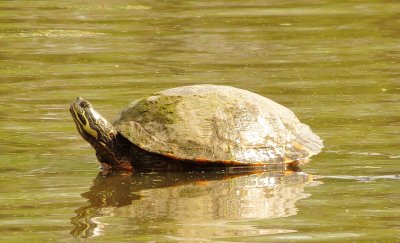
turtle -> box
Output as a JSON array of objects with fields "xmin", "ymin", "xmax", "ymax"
[{"xmin": 70, "ymin": 84, "xmax": 323, "ymax": 172}]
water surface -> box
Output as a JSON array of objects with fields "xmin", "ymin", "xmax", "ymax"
[{"xmin": 0, "ymin": 0, "xmax": 399, "ymax": 242}]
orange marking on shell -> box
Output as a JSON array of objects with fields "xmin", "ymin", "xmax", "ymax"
[
  {"xmin": 293, "ymin": 142, "xmax": 305, "ymax": 150},
  {"xmin": 163, "ymin": 152, "xmax": 284, "ymax": 166},
  {"xmin": 284, "ymin": 170, "xmax": 294, "ymax": 176},
  {"xmin": 195, "ymin": 181, "xmax": 210, "ymax": 186}
]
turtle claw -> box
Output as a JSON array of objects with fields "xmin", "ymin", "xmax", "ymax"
[
  {"xmin": 99, "ymin": 162, "xmax": 134, "ymax": 176},
  {"xmin": 99, "ymin": 163, "xmax": 112, "ymax": 176}
]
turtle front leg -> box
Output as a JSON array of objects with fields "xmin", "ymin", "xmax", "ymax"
[{"xmin": 96, "ymin": 151, "xmax": 133, "ymax": 174}]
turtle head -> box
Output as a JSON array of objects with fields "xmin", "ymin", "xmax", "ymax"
[
  {"xmin": 70, "ymin": 97, "xmax": 114, "ymax": 145},
  {"xmin": 70, "ymin": 97, "xmax": 132, "ymax": 171}
]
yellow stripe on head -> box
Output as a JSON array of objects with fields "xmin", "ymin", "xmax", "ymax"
[{"xmin": 73, "ymin": 108, "xmax": 99, "ymax": 139}]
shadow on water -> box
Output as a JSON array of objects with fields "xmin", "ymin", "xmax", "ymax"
[{"xmin": 70, "ymin": 168, "xmax": 321, "ymax": 240}]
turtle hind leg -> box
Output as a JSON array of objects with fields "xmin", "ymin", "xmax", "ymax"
[{"xmin": 285, "ymin": 160, "xmax": 302, "ymax": 172}]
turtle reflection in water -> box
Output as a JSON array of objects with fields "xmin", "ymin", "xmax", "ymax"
[
  {"xmin": 70, "ymin": 85, "xmax": 323, "ymax": 173},
  {"xmin": 71, "ymin": 170, "xmax": 320, "ymax": 239}
]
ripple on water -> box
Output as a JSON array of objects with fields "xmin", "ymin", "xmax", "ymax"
[{"xmin": 0, "ymin": 30, "xmax": 108, "ymax": 39}]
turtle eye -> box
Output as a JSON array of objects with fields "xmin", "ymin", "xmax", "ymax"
[{"xmin": 80, "ymin": 100, "xmax": 90, "ymax": 108}]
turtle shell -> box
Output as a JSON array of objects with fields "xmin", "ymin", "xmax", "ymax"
[{"xmin": 113, "ymin": 84, "xmax": 323, "ymax": 165}]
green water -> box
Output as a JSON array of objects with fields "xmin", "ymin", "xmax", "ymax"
[{"xmin": 1, "ymin": 0, "xmax": 399, "ymax": 242}]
